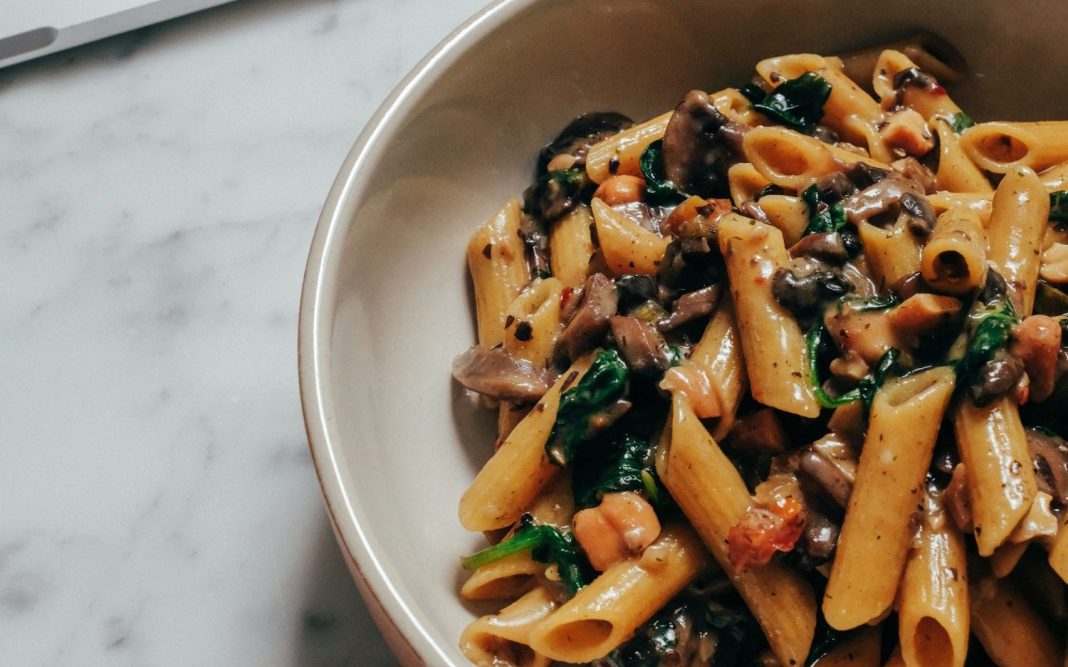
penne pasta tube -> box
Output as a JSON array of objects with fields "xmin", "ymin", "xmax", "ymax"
[
  {"xmin": 526, "ymin": 523, "xmax": 707, "ymax": 663},
  {"xmin": 987, "ymin": 166, "xmax": 1049, "ymax": 315},
  {"xmin": 953, "ymin": 395, "xmax": 1038, "ymax": 556},
  {"xmin": 590, "ymin": 197, "xmax": 669, "ymax": 276},
  {"xmin": 756, "ymin": 194, "xmax": 808, "ymax": 247},
  {"xmin": 1046, "ymin": 512, "xmax": 1068, "ymax": 584},
  {"xmin": 460, "ymin": 586, "xmax": 557, "ymax": 667},
  {"xmin": 743, "ymin": 125, "xmax": 890, "ymax": 192},
  {"xmin": 461, "ymin": 552, "xmax": 545, "ymax": 601},
  {"xmin": 503, "ymin": 278, "xmax": 564, "ymax": 370},
  {"xmin": 809, "ymin": 626, "xmax": 881, "ymax": 667},
  {"xmin": 933, "ymin": 118, "xmax": 993, "ymax": 194},
  {"xmin": 823, "ymin": 367, "xmax": 956, "ymax": 630},
  {"xmin": 467, "ymin": 197, "xmax": 531, "ymax": 347},
  {"xmin": 727, "ymin": 162, "xmax": 771, "ymax": 204},
  {"xmin": 970, "ymin": 572, "xmax": 1061, "ymax": 667},
  {"xmin": 898, "ymin": 494, "xmax": 970, "ymax": 667},
  {"xmin": 920, "ymin": 206, "xmax": 988, "ymax": 294},
  {"xmin": 1039, "ymin": 160, "xmax": 1068, "ymax": 191},
  {"xmin": 962, "ymin": 120, "xmax": 1068, "ymax": 173},
  {"xmin": 989, "ymin": 540, "xmax": 1028, "ymax": 578},
  {"xmin": 692, "ymin": 297, "xmax": 748, "ymax": 439},
  {"xmin": 872, "ymin": 49, "xmax": 962, "ymax": 119},
  {"xmin": 657, "ymin": 395, "xmax": 817, "ymax": 666},
  {"xmin": 927, "ymin": 191, "xmax": 993, "ymax": 227},
  {"xmin": 837, "ymin": 31, "xmax": 966, "ymax": 90},
  {"xmin": 549, "ymin": 204, "xmax": 594, "ymax": 288},
  {"xmin": 585, "ymin": 111, "xmax": 672, "ymax": 184},
  {"xmin": 712, "ymin": 86, "xmax": 768, "ymax": 126},
  {"xmin": 718, "ymin": 213, "xmax": 819, "ymax": 417},
  {"xmin": 857, "ymin": 219, "xmax": 922, "ymax": 290},
  {"xmin": 459, "ymin": 353, "xmax": 595, "ymax": 532},
  {"xmin": 756, "ymin": 54, "xmax": 884, "ymax": 151}
]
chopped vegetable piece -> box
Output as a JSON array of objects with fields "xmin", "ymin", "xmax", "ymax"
[
  {"xmin": 806, "ymin": 323, "xmax": 900, "ymax": 409},
  {"xmin": 638, "ymin": 140, "xmax": 687, "ymax": 205},
  {"xmin": 737, "ymin": 82, "xmax": 766, "ymax": 104},
  {"xmin": 547, "ymin": 348, "xmax": 629, "ymax": 466},
  {"xmin": 752, "ymin": 72, "xmax": 832, "ymax": 130},
  {"xmin": 1050, "ymin": 190, "xmax": 1068, "ymax": 223},
  {"xmin": 802, "ymin": 184, "xmax": 848, "ymax": 236},
  {"xmin": 461, "ymin": 514, "xmax": 593, "ymax": 595},
  {"xmin": 948, "ymin": 111, "xmax": 975, "ymax": 133},
  {"xmin": 955, "ymin": 293, "xmax": 1018, "ymax": 387}
]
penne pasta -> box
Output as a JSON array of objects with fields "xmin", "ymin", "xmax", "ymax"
[
  {"xmin": 459, "ymin": 353, "xmax": 595, "ymax": 532},
  {"xmin": 920, "ymin": 206, "xmax": 988, "ymax": 294},
  {"xmin": 526, "ymin": 524, "xmax": 707, "ymax": 663},
  {"xmin": 460, "ymin": 586, "xmax": 557, "ymax": 667},
  {"xmin": 727, "ymin": 162, "xmax": 771, "ymax": 204},
  {"xmin": 824, "ymin": 367, "xmax": 956, "ymax": 630},
  {"xmin": 898, "ymin": 493, "xmax": 970, "ymax": 667},
  {"xmin": 549, "ymin": 204, "xmax": 595, "ymax": 288},
  {"xmin": 467, "ymin": 197, "xmax": 531, "ymax": 347},
  {"xmin": 933, "ymin": 118, "xmax": 993, "ymax": 194},
  {"xmin": 857, "ymin": 218, "xmax": 922, "ymax": 290},
  {"xmin": 590, "ymin": 197, "xmax": 669, "ymax": 276},
  {"xmin": 953, "ymin": 395, "xmax": 1038, "ymax": 557},
  {"xmin": 461, "ymin": 552, "xmax": 546, "ymax": 601},
  {"xmin": 756, "ymin": 193, "xmax": 808, "ymax": 247},
  {"xmin": 742, "ymin": 125, "xmax": 890, "ymax": 192},
  {"xmin": 585, "ymin": 111, "xmax": 672, "ymax": 184},
  {"xmin": 970, "ymin": 572, "xmax": 1061, "ymax": 667},
  {"xmin": 927, "ymin": 191, "xmax": 993, "ymax": 227},
  {"xmin": 657, "ymin": 395, "xmax": 817, "ymax": 666},
  {"xmin": 961, "ymin": 120, "xmax": 1068, "ymax": 173},
  {"xmin": 718, "ymin": 213, "xmax": 819, "ymax": 417},
  {"xmin": 986, "ymin": 166, "xmax": 1049, "ymax": 315}
]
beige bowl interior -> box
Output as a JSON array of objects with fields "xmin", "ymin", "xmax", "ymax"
[{"xmin": 300, "ymin": 0, "xmax": 1068, "ymax": 663}]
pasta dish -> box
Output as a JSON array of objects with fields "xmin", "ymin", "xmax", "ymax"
[{"xmin": 450, "ymin": 36, "xmax": 1068, "ymax": 667}]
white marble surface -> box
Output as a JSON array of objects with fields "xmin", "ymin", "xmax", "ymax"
[{"xmin": 0, "ymin": 0, "xmax": 487, "ymax": 664}]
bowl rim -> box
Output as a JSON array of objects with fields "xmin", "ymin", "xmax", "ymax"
[{"xmin": 297, "ymin": 0, "xmax": 530, "ymax": 664}]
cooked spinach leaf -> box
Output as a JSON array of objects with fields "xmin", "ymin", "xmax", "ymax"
[
  {"xmin": 737, "ymin": 83, "xmax": 766, "ymax": 104},
  {"xmin": 806, "ymin": 323, "xmax": 900, "ymax": 409},
  {"xmin": 570, "ymin": 431, "xmax": 667, "ymax": 510},
  {"xmin": 1050, "ymin": 190, "xmax": 1068, "ymax": 223},
  {"xmin": 955, "ymin": 297, "xmax": 1017, "ymax": 385},
  {"xmin": 948, "ymin": 111, "xmax": 975, "ymax": 133},
  {"xmin": 753, "ymin": 72, "xmax": 832, "ymax": 130},
  {"xmin": 461, "ymin": 514, "xmax": 593, "ymax": 594},
  {"xmin": 802, "ymin": 183, "xmax": 847, "ymax": 236},
  {"xmin": 547, "ymin": 348, "xmax": 629, "ymax": 466},
  {"xmin": 639, "ymin": 140, "xmax": 687, "ymax": 205}
]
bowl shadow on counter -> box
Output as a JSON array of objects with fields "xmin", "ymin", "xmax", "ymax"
[{"xmin": 294, "ymin": 517, "xmax": 399, "ymax": 667}]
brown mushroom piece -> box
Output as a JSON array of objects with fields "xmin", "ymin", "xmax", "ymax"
[
  {"xmin": 535, "ymin": 112, "xmax": 633, "ymax": 174},
  {"xmin": 841, "ymin": 174, "xmax": 934, "ymax": 238},
  {"xmin": 661, "ymin": 90, "xmax": 729, "ymax": 196},
  {"xmin": 788, "ymin": 232, "xmax": 849, "ymax": 263},
  {"xmin": 609, "ymin": 316, "xmax": 668, "ymax": 377},
  {"xmin": 969, "ymin": 349, "xmax": 1025, "ymax": 406},
  {"xmin": 451, "ymin": 346, "xmax": 551, "ymax": 402},
  {"xmin": 798, "ymin": 435, "xmax": 859, "ymax": 509},
  {"xmin": 658, "ymin": 285, "xmax": 721, "ymax": 332},
  {"xmin": 555, "ymin": 272, "xmax": 619, "ymax": 361},
  {"xmin": 1027, "ymin": 428, "xmax": 1068, "ymax": 507}
]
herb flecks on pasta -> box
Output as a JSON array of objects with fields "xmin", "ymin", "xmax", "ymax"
[{"xmin": 453, "ymin": 39, "xmax": 1068, "ymax": 667}]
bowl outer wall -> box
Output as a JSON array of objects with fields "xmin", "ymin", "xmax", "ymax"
[{"xmin": 299, "ymin": 1, "xmax": 1068, "ymax": 664}]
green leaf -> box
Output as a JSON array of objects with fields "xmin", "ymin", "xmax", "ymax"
[
  {"xmin": 1050, "ymin": 190, "xmax": 1068, "ymax": 223},
  {"xmin": 802, "ymin": 184, "xmax": 847, "ymax": 236},
  {"xmin": 547, "ymin": 348, "xmax": 629, "ymax": 466},
  {"xmin": 638, "ymin": 140, "xmax": 686, "ymax": 205},
  {"xmin": 955, "ymin": 298, "xmax": 1017, "ymax": 383},
  {"xmin": 461, "ymin": 515, "xmax": 593, "ymax": 595},
  {"xmin": 753, "ymin": 72, "xmax": 832, "ymax": 130},
  {"xmin": 806, "ymin": 323, "xmax": 899, "ymax": 409},
  {"xmin": 737, "ymin": 83, "xmax": 766, "ymax": 104},
  {"xmin": 948, "ymin": 111, "xmax": 975, "ymax": 133}
]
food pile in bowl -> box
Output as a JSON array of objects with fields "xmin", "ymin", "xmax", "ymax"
[{"xmin": 451, "ymin": 38, "xmax": 1068, "ymax": 667}]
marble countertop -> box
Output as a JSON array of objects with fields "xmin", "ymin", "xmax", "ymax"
[{"xmin": 0, "ymin": 0, "xmax": 486, "ymax": 664}]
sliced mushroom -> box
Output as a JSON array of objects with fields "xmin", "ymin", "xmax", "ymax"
[
  {"xmin": 1027, "ymin": 428, "xmax": 1068, "ymax": 506},
  {"xmin": 816, "ymin": 171, "xmax": 856, "ymax": 203},
  {"xmin": 609, "ymin": 316, "xmax": 668, "ymax": 377},
  {"xmin": 727, "ymin": 409, "xmax": 789, "ymax": 456},
  {"xmin": 536, "ymin": 112, "xmax": 633, "ymax": 174},
  {"xmin": 969, "ymin": 349, "xmax": 1025, "ymax": 406},
  {"xmin": 771, "ymin": 267, "xmax": 852, "ymax": 322},
  {"xmin": 555, "ymin": 273, "xmax": 619, "ymax": 361},
  {"xmin": 1010, "ymin": 314, "xmax": 1063, "ymax": 402},
  {"xmin": 798, "ymin": 435, "xmax": 859, "ymax": 508},
  {"xmin": 658, "ymin": 285, "xmax": 721, "ymax": 332},
  {"xmin": 662, "ymin": 90, "xmax": 729, "ymax": 196},
  {"xmin": 841, "ymin": 173, "xmax": 928, "ymax": 231},
  {"xmin": 789, "ymin": 232, "xmax": 849, "ymax": 263},
  {"xmin": 452, "ymin": 346, "xmax": 551, "ymax": 402}
]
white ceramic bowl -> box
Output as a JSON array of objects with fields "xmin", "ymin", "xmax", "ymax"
[{"xmin": 299, "ymin": 1, "xmax": 1067, "ymax": 663}]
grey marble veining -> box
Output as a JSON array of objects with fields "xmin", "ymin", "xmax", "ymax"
[{"xmin": 0, "ymin": 0, "xmax": 487, "ymax": 664}]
